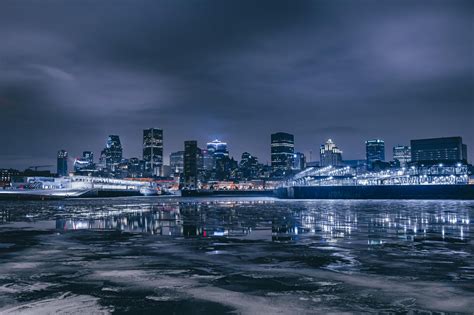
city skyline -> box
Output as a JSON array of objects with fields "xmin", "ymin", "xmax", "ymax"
[
  {"xmin": 0, "ymin": 130, "xmax": 472, "ymax": 170},
  {"xmin": 0, "ymin": 0, "xmax": 472, "ymax": 169}
]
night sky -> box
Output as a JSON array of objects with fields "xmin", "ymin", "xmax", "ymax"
[{"xmin": 0, "ymin": 0, "xmax": 472, "ymax": 169}]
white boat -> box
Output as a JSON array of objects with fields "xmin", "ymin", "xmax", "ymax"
[{"xmin": 139, "ymin": 186, "xmax": 159, "ymax": 196}]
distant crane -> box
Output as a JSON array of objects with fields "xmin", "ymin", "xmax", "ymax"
[{"xmin": 28, "ymin": 165, "xmax": 54, "ymax": 171}]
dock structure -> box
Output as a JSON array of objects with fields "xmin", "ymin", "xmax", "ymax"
[{"xmin": 276, "ymin": 165, "xmax": 474, "ymax": 199}]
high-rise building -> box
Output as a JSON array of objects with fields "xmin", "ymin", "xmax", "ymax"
[
  {"xmin": 240, "ymin": 152, "xmax": 259, "ymax": 180},
  {"xmin": 292, "ymin": 152, "xmax": 306, "ymax": 171},
  {"xmin": 411, "ymin": 137, "xmax": 468, "ymax": 165},
  {"xmin": 207, "ymin": 139, "xmax": 228, "ymax": 157},
  {"xmin": 143, "ymin": 128, "xmax": 163, "ymax": 176},
  {"xmin": 393, "ymin": 145, "xmax": 411, "ymax": 167},
  {"xmin": 170, "ymin": 151, "xmax": 184, "ymax": 174},
  {"xmin": 366, "ymin": 139, "xmax": 385, "ymax": 169},
  {"xmin": 83, "ymin": 151, "xmax": 94, "ymax": 164},
  {"xmin": 127, "ymin": 157, "xmax": 144, "ymax": 178},
  {"xmin": 320, "ymin": 139, "xmax": 343, "ymax": 167},
  {"xmin": 101, "ymin": 135, "xmax": 123, "ymax": 170},
  {"xmin": 271, "ymin": 132, "xmax": 295, "ymax": 176},
  {"xmin": 201, "ymin": 149, "xmax": 214, "ymax": 171},
  {"xmin": 57, "ymin": 149, "xmax": 68, "ymax": 176},
  {"xmin": 184, "ymin": 141, "xmax": 200, "ymax": 188},
  {"xmin": 74, "ymin": 151, "xmax": 95, "ymax": 172}
]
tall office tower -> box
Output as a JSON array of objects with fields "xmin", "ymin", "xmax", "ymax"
[
  {"xmin": 207, "ymin": 139, "xmax": 228, "ymax": 157},
  {"xmin": 320, "ymin": 139, "xmax": 343, "ymax": 167},
  {"xmin": 101, "ymin": 135, "xmax": 123, "ymax": 171},
  {"xmin": 83, "ymin": 151, "xmax": 94, "ymax": 164},
  {"xmin": 411, "ymin": 137, "xmax": 468, "ymax": 165},
  {"xmin": 170, "ymin": 151, "xmax": 185, "ymax": 174},
  {"xmin": 127, "ymin": 157, "xmax": 144, "ymax": 178},
  {"xmin": 271, "ymin": 132, "xmax": 295, "ymax": 176},
  {"xmin": 240, "ymin": 152, "xmax": 259, "ymax": 180},
  {"xmin": 57, "ymin": 149, "xmax": 68, "ymax": 176},
  {"xmin": 143, "ymin": 128, "xmax": 163, "ymax": 176},
  {"xmin": 201, "ymin": 149, "xmax": 214, "ymax": 171},
  {"xmin": 292, "ymin": 152, "xmax": 306, "ymax": 171},
  {"xmin": 184, "ymin": 141, "xmax": 200, "ymax": 188},
  {"xmin": 393, "ymin": 145, "xmax": 411, "ymax": 167},
  {"xmin": 366, "ymin": 139, "xmax": 385, "ymax": 169}
]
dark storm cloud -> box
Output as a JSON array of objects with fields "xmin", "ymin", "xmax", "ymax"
[{"xmin": 0, "ymin": 0, "xmax": 472, "ymax": 168}]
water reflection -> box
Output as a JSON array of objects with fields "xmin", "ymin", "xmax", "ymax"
[{"xmin": 0, "ymin": 199, "xmax": 471, "ymax": 243}]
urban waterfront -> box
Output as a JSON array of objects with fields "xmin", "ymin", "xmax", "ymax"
[{"xmin": 0, "ymin": 197, "xmax": 473, "ymax": 314}]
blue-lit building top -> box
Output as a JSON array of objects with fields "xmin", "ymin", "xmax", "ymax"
[{"xmin": 366, "ymin": 139, "xmax": 385, "ymax": 169}]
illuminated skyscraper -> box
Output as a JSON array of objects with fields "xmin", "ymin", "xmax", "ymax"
[
  {"xmin": 271, "ymin": 132, "xmax": 294, "ymax": 176},
  {"xmin": 292, "ymin": 152, "xmax": 306, "ymax": 171},
  {"xmin": 366, "ymin": 139, "xmax": 385, "ymax": 169},
  {"xmin": 206, "ymin": 139, "xmax": 229, "ymax": 166},
  {"xmin": 320, "ymin": 139, "xmax": 343, "ymax": 167},
  {"xmin": 184, "ymin": 140, "xmax": 200, "ymax": 188},
  {"xmin": 101, "ymin": 135, "xmax": 123, "ymax": 171},
  {"xmin": 393, "ymin": 145, "xmax": 411, "ymax": 167},
  {"xmin": 83, "ymin": 151, "xmax": 94, "ymax": 164},
  {"xmin": 57, "ymin": 149, "xmax": 68, "ymax": 176},
  {"xmin": 143, "ymin": 128, "xmax": 163, "ymax": 176},
  {"xmin": 170, "ymin": 151, "xmax": 184, "ymax": 174}
]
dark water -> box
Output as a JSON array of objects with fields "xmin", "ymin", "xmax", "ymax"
[{"xmin": 0, "ymin": 197, "xmax": 473, "ymax": 314}]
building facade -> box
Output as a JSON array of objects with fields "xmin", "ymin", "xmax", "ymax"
[
  {"xmin": 143, "ymin": 128, "xmax": 163, "ymax": 176},
  {"xmin": 292, "ymin": 152, "xmax": 306, "ymax": 171},
  {"xmin": 320, "ymin": 139, "xmax": 343, "ymax": 167},
  {"xmin": 170, "ymin": 151, "xmax": 184, "ymax": 174},
  {"xmin": 411, "ymin": 137, "xmax": 468, "ymax": 165},
  {"xmin": 366, "ymin": 139, "xmax": 385, "ymax": 169},
  {"xmin": 57, "ymin": 149, "xmax": 68, "ymax": 176},
  {"xmin": 101, "ymin": 135, "xmax": 123, "ymax": 171},
  {"xmin": 184, "ymin": 140, "xmax": 200, "ymax": 188},
  {"xmin": 271, "ymin": 132, "xmax": 295, "ymax": 176},
  {"xmin": 393, "ymin": 145, "xmax": 411, "ymax": 167}
]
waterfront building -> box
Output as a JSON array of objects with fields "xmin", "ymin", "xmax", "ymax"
[
  {"xmin": 320, "ymin": 139, "xmax": 343, "ymax": 167},
  {"xmin": 271, "ymin": 132, "xmax": 295, "ymax": 176},
  {"xmin": 411, "ymin": 137, "xmax": 468, "ymax": 165},
  {"xmin": 184, "ymin": 140, "xmax": 200, "ymax": 188},
  {"xmin": 292, "ymin": 152, "xmax": 306, "ymax": 171},
  {"xmin": 0, "ymin": 169, "xmax": 20, "ymax": 187},
  {"xmin": 170, "ymin": 151, "xmax": 184, "ymax": 174},
  {"xmin": 143, "ymin": 128, "xmax": 163, "ymax": 176},
  {"xmin": 101, "ymin": 135, "xmax": 123, "ymax": 171},
  {"xmin": 366, "ymin": 139, "xmax": 385, "ymax": 169},
  {"xmin": 57, "ymin": 149, "xmax": 68, "ymax": 176},
  {"xmin": 393, "ymin": 145, "xmax": 411, "ymax": 167}
]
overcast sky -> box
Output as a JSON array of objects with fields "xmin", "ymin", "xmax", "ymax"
[{"xmin": 0, "ymin": 0, "xmax": 472, "ymax": 169}]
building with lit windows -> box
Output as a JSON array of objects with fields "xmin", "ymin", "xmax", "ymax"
[
  {"xmin": 143, "ymin": 128, "xmax": 163, "ymax": 176},
  {"xmin": 101, "ymin": 135, "xmax": 123, "ymax": 171},
  {"xmin": 411, "ymin": 137, "xmax": 468, "ymax": 165},
  {"xmin": 83, "ymin": 151, "xmax": 94, "ymax": 164},
  {"xmin": 320, "ymin": 139, "xmax": 343, "ymax": 167},
  {"xmin": 271, "ymin": 132, "xmax": 295, "ymax": 176},
  {"xmin": 292, "ymin": 152, "xmax": 306, "ymax": 171},
  {"xmin": 366, "ymin": 139, "xmax": 385, "ymax": 169},
  {"xmin": 170, "ymin": 151, "xmax": 184, "ymax": 174},
  {"xmin": 57, "ymin": 149, "xmax": 68, "ymax": 176},
  {"xmin": 393, "ymin": 145, "xmax": 411, "ymax": 167},
  {"xmin": 184, "ymin": 141, "xmax": 200, "ymax": 188}
]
